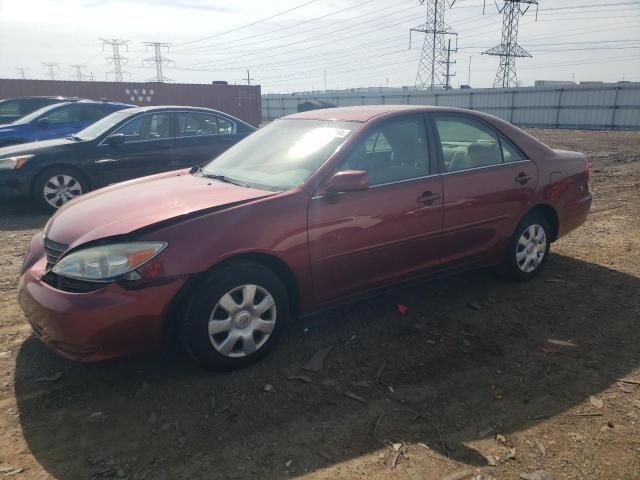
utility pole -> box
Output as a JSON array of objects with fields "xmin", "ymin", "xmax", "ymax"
[
  {"xmin": 482, "ymin": 0, "xmax": 539, "ymax": 88},
  {"xmin": 468, "ymin": 56, "xmax": 472, "ymax": 85},
  {"xmin": 16, "ymin": 68, "xmax": 28, "ymax": 80},
  {"xmin": 42, "ymin": 62, "xmax": 58, "ymax": 81},
  {"xmin": 142, "ymin": 42, "xmax": 174, "ymax": 82},
  {"xmin": 100, "ymin": 38, "xmax": 129, "ymax": 82},
  {"xmin": 323, "ymin": 69, "xmax": 327, "ymax": 91},
  {"xmin": 243, "ymin": 69, "xmax": 254, "ymax": 86},
  {"xmin": 70, "ymin": 64, "xmax": 88, "ymax": 81},
  {"xmin": 410, "ymin": 0, "xmax": 457, "ymax": 90},
  {"xmin": 443, "ymin": 37, "xmax": 457, "ymax": 90}
]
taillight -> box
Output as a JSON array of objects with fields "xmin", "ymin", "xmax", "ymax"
[{"xmin": 584, "ymin": 159, "xmax": 591, "ymax": 182}]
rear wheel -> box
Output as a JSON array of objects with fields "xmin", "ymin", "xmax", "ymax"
[
  {"xmin": 501, "ymin": 211, "xmax": 551, "ymax": 281},
  {"xmin": 181, "ymin": 261, "xmax": 289, "ymax": 371},
  {"xmin": 33, "ymin": 167, "xmax": 89, "ymax": 211}
]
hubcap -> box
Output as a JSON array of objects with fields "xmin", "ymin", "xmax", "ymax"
[
  {"xmin": 43, "ymin": 175, "xmax": 83, "ymax": 208},
  {"xmin": 208, "ymin": 284, "xmax": 276, "ymax": 358},
  {"xmin": 516, "ymin": 224, "xmax": 547, "ymax": 273}
]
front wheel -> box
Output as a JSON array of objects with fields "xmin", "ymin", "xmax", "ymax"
[
  {"xmin": 500, "ymin": 211, "xmax": 551, "ymax": 282},
  {"xmin": 181, "ymin": 261, "xmax": 289, "ymax": 371},
  {"xmin": 33, "ymin": 167, "xmax": 89, "ymax": 211}
]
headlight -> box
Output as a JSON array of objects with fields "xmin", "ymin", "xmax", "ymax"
[
  {"xmin": 52, "ymin": 242, "xmax": 167, "ymax": 282},
  {"xmin": 0, "ymin": 154, "xmax": 34, "ymax": 170}
]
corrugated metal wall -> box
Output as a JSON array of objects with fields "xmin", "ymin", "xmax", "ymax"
[
  {"xmin": 262, "ymin": 83, "xmax": 640, "ymax": 130},
  {"xmin": 0, "ymin": 79, "xmax": 262, "ymax": 126}
]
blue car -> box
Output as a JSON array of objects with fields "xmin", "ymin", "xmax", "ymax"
[{"xmin": 0, "ymin": 100, "xmax": 135, "ymax": 147}]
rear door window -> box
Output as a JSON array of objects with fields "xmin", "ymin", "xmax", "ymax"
[{"xmin": 433, "ymin": 116, "xmax": 502, "ymax": 172}]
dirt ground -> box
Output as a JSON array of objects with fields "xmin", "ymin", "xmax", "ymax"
[{"xmin": 0, "ymin": 129, "xmax": 639, "ymax": 480}]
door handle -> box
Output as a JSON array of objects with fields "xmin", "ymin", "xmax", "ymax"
[
  {"xmin": 515, "ymin": 172, "xmax": 533, "ymax": 184},
  {"xmin": 417, "ymin": 191, "xmax": 441, "ymax": 205}
]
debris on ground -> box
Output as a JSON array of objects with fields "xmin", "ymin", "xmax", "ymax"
[
  {"xmin": 87, "ymin": 411, "xmax": 106, "ymax": 422},
  {"xmin": 263, "ymin": 384, "xmax": 275, "ymax": 393},
  {"xmin": 287, "ymin": 375, "xmax": 312, "ymax": 384},
  {"xmin": 343, "ymin": 390, "xmax": 368, "ymax": 405},
  {"xmin": 520, "ymin": 471, "xmax": 552, "ymax": 480},
  {"xmin": 589, "ymin": 395, "xmax": 604, "ymax": 409},
  {"xmin": 495, "ymin": 434, "xmax": 506, "ymax": 444},
  {"xmin": 468, "ymin": 302, "xmax": 483, "ymax": 311},
  {"xmin": 534, "ymin": 438, "xmax": 546, "ymax": 457},
  {"xmin": 34, "ymin": 371, "xmax": 63, "ymax": 382},
  {"xmin": 375, "ymin": 361, "xmax": 387, "ymax": 383},
  {"xmin": 546, "ymin": 339, "xmax": 577, "ymax": 348},
  {"xmin": 302, "ymin": 346, "xmax": 332, "ymax": 372},
  {"xmin": 397, "ymin": 304, "xmax": 409, "ymax": 314}
]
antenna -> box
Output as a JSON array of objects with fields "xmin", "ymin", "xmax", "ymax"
[
  {"xmin": 410, "ymin": 0, "xmax": 458, "ymax": 90},
  {"xmin": 482, "ymin": 0, "xmax": 539, "ymax": 88},
  {"xmin": 142, "ymin": 42, "xmax": 174, "ymax": 82},
  {"xmin": 101, "ymin": 38, "xmax": 129, "ymax": 82}
]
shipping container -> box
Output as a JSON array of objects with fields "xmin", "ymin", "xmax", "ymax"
[{"xmin": 0, "ymin": 79, "xmax": 262, "ymax": 126}]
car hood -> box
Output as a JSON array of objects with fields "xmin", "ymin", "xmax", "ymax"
[
  {"xmin": 45, "ymin": 170, "xmax": 276, "ymax": 249},
  {"xmin": 0, "ymin": 138, "xmax": 75, "ymax": 156}
]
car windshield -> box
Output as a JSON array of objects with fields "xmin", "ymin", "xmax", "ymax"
[
  {"xmin": 200, "ymin": 119, "xmax": 360, "ymax": 191},
  {"xmin": 74, "ymin": 109, "xmax": 138, "ymax": 141},
  {"xmin": 12, "ymin": 102, "xmax": 69, "ymax": 125}
]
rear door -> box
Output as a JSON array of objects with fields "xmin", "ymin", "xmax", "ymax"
[
  {"xmin": 308, "ymin": 115, "xmax": 444, "ymax": 305},
  {"xmin": 92, "ymin": 112, "xmax": 177, "ymax": 186},
  {"xmin": 173, "ymin": 111, "xmax": 248, "ymax": 169},
  {"xmin": 432, "ymin": 113, "xmax": 537, "ymax": 266}
]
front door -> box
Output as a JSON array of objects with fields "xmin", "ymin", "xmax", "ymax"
[
  {"xmin": 92, "ymin": 112, "xmax": 177, "ymax": 186},
  {"xmin": 308, "ymin": 115, "xmax": 444, "ymax": 305},
  {"xmin": 432, "ymin": 114, "xmax": 538, "ymax": 266}
]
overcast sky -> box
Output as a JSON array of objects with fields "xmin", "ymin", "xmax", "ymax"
[{"xmin": 0, "ymin": 0, "xmax": 639, "ymax": 93}]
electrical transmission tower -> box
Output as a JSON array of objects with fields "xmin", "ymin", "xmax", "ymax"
[
  {"xmin": 70, "ymin": 64, "xmax": 88, "ymax": 81},
  {"xmin": 443, "ymin": 38, "xmax": 457, "ymax": 89},
  {"xmin": 483, "ymin": 0, "xmax": 539, "ymax": 88},
  {"xmin": 16, "ymin": 68, "xmax": 28, "ymax": 80},
  {"xmin": 142, "ymin": 42, "xmax": 174, "ymax": 82},
  {"xmin": 410, "ymin": 0, "xmax": 457, "ymax": 90},
  {"xmin": 101, "ymin": 38, "xmax": 129, "ymax": 82},
  {"xmin": 42, "ymin": 63, "xmax": 58, "ymax": 81}
]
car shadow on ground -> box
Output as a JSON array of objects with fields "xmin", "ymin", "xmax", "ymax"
[
  {"xmin": 13, "ymin": 254, "xmax": 640, "ymax": 479},
  {"xmin": 0, "ymin": 198, "xmax": 49, "ymax": 231}
]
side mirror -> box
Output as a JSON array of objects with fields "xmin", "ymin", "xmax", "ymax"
[
  {"xmin": 325, "ymin": 170, "xmax": 369, "ymax": 193},
  {"xmin": 105, "ymin": 133, "xmax": 125, "ymax": 145},
  {"xmin": 36, "ymin": 117, "xmax": 50, "ymax": 128}
]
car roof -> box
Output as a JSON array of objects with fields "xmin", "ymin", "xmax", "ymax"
[
  {"xmin": 118, "ymin": 105, "xmax": 231, "ymax": 114},
  {"xmin": 284, "ymin": 105, "xmax": 475, "ymax": 122},
  {"xmin": 1, "ymin": 96, "xmax": 82, "ymax": 102}
]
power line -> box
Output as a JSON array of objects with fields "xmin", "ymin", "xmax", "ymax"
[
  {"xmin": 42, "ymin": 62, "xmax": 58, "ymax": 81},
  {"xmin": 174, "ymin": 0, "xmax": 383, "ymax": 54},
  {"xmin": 101, "ymin": 38, "xmax": 129, "ymax": 82},
  {"xmin": 142, "ymin": 42, "xmax": 174, "ymax": 82},
  {"xmin": 175, "ymin": 0, "xmax": 322, "ymax": 47}
]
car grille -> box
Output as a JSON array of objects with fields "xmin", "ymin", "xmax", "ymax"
[{"xmin": 44, "ymin": 238, "xmax": 68, "ymax": 265}]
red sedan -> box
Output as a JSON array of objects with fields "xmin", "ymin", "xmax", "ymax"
[{"xmin": 18, "ymin": 106, "xmax": 591, "ymax": 370}]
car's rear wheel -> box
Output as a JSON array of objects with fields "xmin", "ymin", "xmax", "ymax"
[
  {"xmin": 33, "ymin": 167, "xmax": 89, "ymax": 211},
  {"xmin": 501, "ymin": 211, "xmax": 551, "ymax": 281},
  {"xmin": 182, "ymin": 261, "xmax": 289, "ymax": 370}
]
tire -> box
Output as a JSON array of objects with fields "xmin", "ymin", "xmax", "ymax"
[
  {"xmin": 181, "ymin": 260, "xmax": 289, "ymax": 371},
  {"xmin": 33, "ymin": 167, "xmax": 89, "ymax": 211},
  {"xmin": 500, "ymin": 211, "xmax": 551, "ymax": 282}
]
